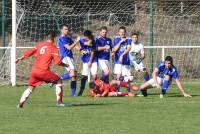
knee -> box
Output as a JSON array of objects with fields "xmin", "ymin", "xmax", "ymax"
[{"xmin": 164, "ymin": 75, "xmax": 171, "ymax": 81}]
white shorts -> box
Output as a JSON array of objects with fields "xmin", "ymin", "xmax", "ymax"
[
  {"xmin": 147, "ymin": 77, "xmax": 171, "ymax": 87},
  {"xmin": 82, "ymin": 62, "xmax": 98, "ymax": 76},
  {"xmin": 62, "ymin": 57, "xmax": 77, "ymax": 71},
  {"xmin": 98, "ymin": 59, "xmax": 110, "ymax": 71},
  {"xmin": 130, "ymin": 61, "xmax": 145, "ymax": 71},
  {"xmin": 114, "ymin": 64, "xmax": 131, "ymax": 76}
]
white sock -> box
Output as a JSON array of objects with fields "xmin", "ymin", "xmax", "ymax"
[
  {"xmin": 19, "ymin": 88, "xmax": 32, "ymax": 105},
  {"xmin": 55, "ymin": 84, "xmax": 63, "ymax": 104}
]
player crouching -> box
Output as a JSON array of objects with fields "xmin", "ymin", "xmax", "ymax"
[{"xmin": 89, "ymin": 79, "xmax": 138, "ymax": 97}]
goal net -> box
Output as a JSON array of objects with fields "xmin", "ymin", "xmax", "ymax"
[{"xmin": 0, "ymin": 0, "xmax": 200, "ymax": 85}]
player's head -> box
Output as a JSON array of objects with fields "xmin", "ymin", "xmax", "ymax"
[
  {"xmin": 131, "ymin": 33, "xmax": 139, "ymax": 43},
  {"xmin": 89, "ymin": 81, "xmax": 100, "ymax": 93},
  {"xmin": 84, "ymin": 30, "xmax": 94, "ymax": 40},
  {"xmin": 46, "ymin": 31, "xmax": 56, "ymax": 42},
  {"xmin": 100, "ymin": 26, "xmax": 108, "ymax": 37},
  {"xmin": 118, "ymin": 26, "xmax": 126, "ymax": 38},
  {"xmin": 60, "ymin": 24, "xmax": 70, "ymax": 35},
  {"xmin": 165, "ymin": 56, "xmax": 173, "ymax": 68}
]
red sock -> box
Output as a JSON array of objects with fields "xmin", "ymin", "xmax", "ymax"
[{"xmin": 119, "ymin": 81, "xmax": 130, "ymax": 88}]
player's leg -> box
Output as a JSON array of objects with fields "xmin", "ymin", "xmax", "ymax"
[
  {"xmin": 18, "ymin": 85, "xmax": 35, "ymax": 108},
  {"xmin": 18, "ymin": 71, "xmax": 41, "ymax": 108},
  {"xmin": 113, "ymin": 63, "xmax": 122, "ymax": 91},
  {"xmin": 66, "ymin": 57, "xmax": 77, "ymax": 96},
  {"xmin": 161, "ymin": 75, "xmax": 171, "ymax": 96},
  {"xmin": 91, "ymin": 62, "xmax": 98, "ymax": 81},
  {"xmin": 99, "ymin": 60, "xmax": 110, "ymax": 83},
  {"xmin": 78, "ymin": 63, "xmax": 89, "ymax": 96},
  {"xmin": 122, "ymin": 65, "xmax": 132, "ymax": 91}
]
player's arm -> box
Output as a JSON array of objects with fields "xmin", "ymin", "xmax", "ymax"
[
  {"xmin": 140, "ymin": 45, "xmax": 145, "ymax": 60},
  {"xmin": 64, "ymin": 36, "xmax": 80, "ymax": 50},
  {"xmin": 175, "ymin": 79, "xmax": 191, "ymax": 97},
  {"xmin": 52, "ymin": 47, "xmax": 69, "ymax": 67},
  {"xmin": 112, "ymin": 38, "xmax": 125, "ymax": 53},
  {"xmin": 101, "ymin": 90, "xmax": 109, "ymax": 97},
  {"xmin": 16, "ymin": 47, "xmax": 37, "ymax": 63},
  {"xmin": 119, "ymin": 45, "xmax": 131, "ymax": 62}
]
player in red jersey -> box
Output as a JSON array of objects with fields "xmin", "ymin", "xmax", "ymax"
[
  {"xmin": 16, "ymin": 32, "xmax": 68, "ymax": 108},
  {"xmin": 89, "ymin": 79, "xmax": 138, "ymax": 97}
]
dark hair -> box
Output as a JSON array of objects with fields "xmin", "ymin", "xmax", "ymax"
[
  {"xmin": 131, "ymin": 32, "xmax": 139, "ymax": 38},
  {"xmin": 118, "ymin": 26, "xmax": 126, "ymax": 32},
  {"xmin": 84, "ymin": 30, "xmax": 94, "ymax": 39},
  {"xmin": 89, "ymin": 81, "xmax": 96, "ymax": 89},
  {"xmin": 60, "ymin": 24, "xmax": 69, "ymax": 29},
  {"xmin": 46, "ymin": 31, "xmax": 56, "ymax": 40},
  {"xmin": 165, "ymin": 56, "xmax": 173, "ymax": 64},
  {"xmin": 100, "ymin": 26, "xmax": 108, "ymax": 31}
]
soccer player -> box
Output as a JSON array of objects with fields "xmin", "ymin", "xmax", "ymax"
[
  {"xmin": 58, "ymin": 24, "xmax": 80, "ymax": 96},
  {"xmin": 139, "ymin": 56, "xmax": 192, "ymax": 98},
  {"xmin": 113, "ymin": 26, "xmax": 131, "ymax": 91},
  {"xmin": 89, "ymin": 79, "xmax": 137, "ymax": 97},
  {"xmin": 77, "ymin": 30, "xmax": 98, "ymax": 96},
  {"xmin": 96, "ymin": 26, "xmax": 113, "ymax": 83},
  {"xmin": 16, "ymin": 32, "xmax": 68, "ymax": 108},
  {"xmin": 129, "ymin": 33, "xmax": 150, "ymax": 96}
]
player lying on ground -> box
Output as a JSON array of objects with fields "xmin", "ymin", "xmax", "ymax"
[
  {"xmin": 89, "ymin": 79, "xmax": 138, "ymax": 97},
  {"xmin": 139, "ymin": 56, "xmax": 192, "ymax": 98},
  {"xmin": 16, "ymin": 32, "xmax": 68, "ymax": 108}
]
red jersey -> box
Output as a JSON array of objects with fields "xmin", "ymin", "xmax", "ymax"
[
  {"xmin": 23, "ymin": 41, "xmax": 61, "ymax": 71},
  {"xmin": 89, "ymin": 79, "xmax": 116, "ymax": 97}
]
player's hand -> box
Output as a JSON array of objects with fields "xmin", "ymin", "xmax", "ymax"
[
  {"xmin": 119, "ymin": 55, "xmax": 123, "ymax": 62},
  {"xmin": 16, "ymin": 56, "xmax": 24, "ymax": 63},
  {"xmin": 76, "ymin": 36, "xmax": 81, "ymax": 42},
  {"xmin": 94, "ymin": 94, "xmax": 101, "ymax": 97},
  {"xmin": 81, "ymin": 50, "xmax": 87, "ymax": 55},
  {"xmin": 136, "ymin": 58, "xmax": 142, "ymax": 64},
  {"xmin": 183, "ymin": 92, "xmax": 192, "ymax": 97},
  {"xmin": 88, "ymin": 62, "xmax": 92, "ymax": 68},
  {"xmin": 120, "ymin": 38, "xmax": 126, "ymax": 44},
  {"xmin": 105, "ymin": 45, "xmax": 110, "ymax": 50}
]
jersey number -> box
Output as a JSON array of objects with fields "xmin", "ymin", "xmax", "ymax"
[{"xmin": 40, "ymin": 46, "xmax": 47, "ymax": 54}]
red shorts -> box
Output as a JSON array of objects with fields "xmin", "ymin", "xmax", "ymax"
[{"xmin": 28, "ymin": 69, "xmax": 60, "ymax": 87}]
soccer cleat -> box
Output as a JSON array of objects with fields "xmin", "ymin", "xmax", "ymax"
[
  {"xmin": 49, "ymin": 83, "xmax": 55, "ymax": 88},
  {"xmin": 56, "ymin": 103, "xmax": 66, "ymax": 107},
  {"xmin": 17, "ymin": 103, "xmax": 23, "ymax": 108},
  {"xmin": 136, "ymin": 94, "xmax": 144, "ymax": 97},
  {"xmin": 159, "ymin": 94, "xmax": 164, "ymax": 98}
]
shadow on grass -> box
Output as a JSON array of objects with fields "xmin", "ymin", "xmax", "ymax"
[
  {"xmin": 168, "ymin": 94, "xmax": 199, "ymax": 97},
  {"xmin": 49, "ymin": 102, "xmax": 119, "ymax": 108}
]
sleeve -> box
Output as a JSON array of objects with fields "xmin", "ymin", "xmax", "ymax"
[
  {"xmin": 52, "ymin": 46, "xmax": 62, "ymax": 65},
  {"xmin": 156, "ymin": 61, "xmax": 164, "ymax": 70},
  {"xmin": 79, "ymin": 39, "xmax": 84, "ymax": 50},
  {"xmin": 172, "ymin": 69, "xmax": 179, "ymax": 80},
  {"xmin": 23, "ymin": 47, "xmax": 37, "ymax": 58},
  {"xmin": 89, "ymin": 89, "xmax": 96, "ymax": 97},
  {"xmin": 127, "ymin": 38, "xmax": 132, "ymax": 45},
  {"xmin": 114, "ymin": 37, "xmax": 119, "ymax": 46},
  {"xmin": 140, "ymin": 44, "xmax": 144, "ymax": 54},
  {"xmin": 109, "ymin": 38, "xmax": 114, "ymax": 49},
  {"xmin": 92, "ymin": 39, "xmax": 98, "ymax": 51}
]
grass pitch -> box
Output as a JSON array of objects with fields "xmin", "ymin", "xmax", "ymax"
[{"xmin": 0, "ymin": 82, "xmax": 199, "ymax": 134}]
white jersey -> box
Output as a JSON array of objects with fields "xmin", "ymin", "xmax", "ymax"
[{"xmin": 129, "ymin": 42, "xmax": 144, "ymax": 61}]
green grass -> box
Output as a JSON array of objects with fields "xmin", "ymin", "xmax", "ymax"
[{"xmin": 0, "ymin": 82, "xmax": 200, "ymax": 134}]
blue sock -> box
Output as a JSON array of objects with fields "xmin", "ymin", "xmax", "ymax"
[
  {"xmin": 144, "ymin": 74, "xmax": 150, "ymax": 81},
  {"xmin": 101, "ymin": 72, "xmax": 106, "ymax": 81},
  {"xmin": 162, "ymin": 80, "xmax": 170, "ymax": 95},
  {"xmin": 70, "ymin": 81, "xmax": 76, "ymax": 96},
  {"xmin": 60, "ymin": 73, "xmax": 70, "ymax": 80},
  {"xmin": 78, "ymin": 76, "xmax": 88, "ymax": 96}
]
